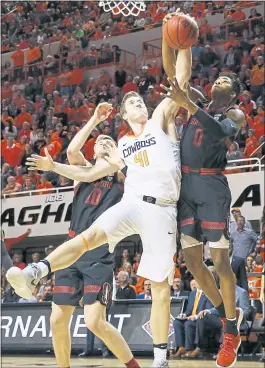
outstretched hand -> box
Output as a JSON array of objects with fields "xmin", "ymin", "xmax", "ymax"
[
  {"xmin": 93, "ymin": 102, "xmax": 113, "ymax": 123},
  {"xmin": 103, "ymin": 140, "xmax": 124, "ymax": 169},
  {"xmin": 163, "ymin": 8, "xmax": 182, "ymax": 25},
  {"xmin": 26, "ymin": 148, "xmax": 55, "ymax": 172},
  {"xmin": 160, "ymin": 78, "xmax": 191, "ymax": 108}
]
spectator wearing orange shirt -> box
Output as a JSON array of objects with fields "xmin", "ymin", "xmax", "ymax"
[
  {"xmin": 231, "ymin": 6, "xmax": 246, "ymax": 28},
  {"xmin": 244, "ymin": 129, "xmax": 258, "ymax": 157},
  {"xmin": 250, "ymin": 56, "xmax": 264, "ymax": 99},
  {"xmin": 199, "ymin": 19, "xmax": 212, "ymax": 43},
  {"xmin": 1, "ymin": 176, "xmax": 22, "ymax": 195},
  {"xmin": 147, "ymin": 60, "xmax": 162, "ymax": 77},
  {"xmin": 2, "ymin": 137, "xmax": 24, "ymax": 168},
  {"xmin": 1, "ymin": 81, "xmax": 13, "ymax": 100},
  {"xmin": 27, "ymin": 44, "xmax": 41, "ymax": 64},
  {"xmin": 14, "ymin": 105, "xmax": 33, "ymax": 129},
  {"xmin": 59, "ymin": 66, "xmax": 71, "ymax": 96},
  {"xmin": 40, "ymin": 135, "xmax": 62, "ymax": 160},
  {"xmin": 36, "ymin": 174, "xmax": 54, "ymax": 195},
  {"xmin": 224, "ymin": 33, "xmax": 239, "ymax": 51},
  {"xmin": 10, "ymin": 48, "xmax": 24, "ymax": 79},
  {"xmin": 253, "ymin": 112, "xmax": 264, "ymax": 140},
  {"xmin": 250, "ymin": 38, "xmax": 265, "ymax": 58},
  {"xmin": 153, "ymin": 7, "xmax": 166, "ymax": 23},
  {"xmin": 14, "ymin": 166, "xmax": 25, "ymax": 186},
  {"xmin": 145, "ymin": 85, "xmax": 161, "ymax": 109},
  {"xmin": 239, "ymin": 91, "xmax": 257, "ymax": 115},
  {"xmin": 44, "ymin": 72, "xmax": 57, "ymax": 95},
  {"xmin": 12, "ymin": 91, "xmax": 26, "ymax": 109},
  {"xmin": 17, "ymin": 121, "xmax": 31, "ymax": 143},
  {"xmin": 12, "ymin": 253, "xmax": 26, "ymax": 270},
  {"xmin": 70, "ymin": 64, "xmax": 83, "ymax": 94},
  {"xmin": 122, "ymin": 75, "xmax": 138, "ymax": 95},
  {"xmin": 203, "ymin": 76, "xmax": 214, "ymax": 100}
]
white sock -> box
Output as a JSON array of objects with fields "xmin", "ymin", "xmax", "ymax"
[
  {"xmin": 154, "ymin": 347, "xmax": 167, "ymax": 361},
  {"xmin": 38, "ymin": 262, "xmax": 49, "ymax": 277}
]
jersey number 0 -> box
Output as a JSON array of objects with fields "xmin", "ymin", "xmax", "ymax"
[{"xmin": 85, "ymin": 188, "xmax": 102, "ymax": 206}]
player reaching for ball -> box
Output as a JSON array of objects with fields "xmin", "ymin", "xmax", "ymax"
[
  {"xmin": 161, "ymin": 15, "xmax": 245, "ymax": 367},
  {"xmin": 7, "ymin": 27, "xmax": 192, "ymax": 367}
]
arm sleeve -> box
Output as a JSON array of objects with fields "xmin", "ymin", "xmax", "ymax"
[
  {"xmin": 194, "ymin": 108, "xmax": 238, "ymax": 138},
  {"xmin": 1, "ymin": 240, "xmax": 13, "ymax": 270}
]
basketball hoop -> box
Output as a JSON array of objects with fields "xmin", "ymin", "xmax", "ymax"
[{"xmin": 99, "ymin": 1, "xmax": 146, "ymax": 17}]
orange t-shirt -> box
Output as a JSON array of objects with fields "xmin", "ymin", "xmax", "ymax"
[
  {"xmin": 231, "ymin": 11, "xmax": 246, "ymax": 21},
  {"xmin": 27, "ymin": 47, "xmax": 41, "ymax": 63},
  {"xmin": 13, "ymin": 96, "xmax": 26, "ymax": 109},
  {"xmin": 153, "ymin": 12, "xmax": 166, "ymax": 23},
  {"xmin": 83, "ymin": 138, "xmax": 96, "ymax": 160},
  {"xmin": 2, "ymin": 144, "xmax": 24, "ymax": 167},
  {"xmin": 70, "ymin": 69, "xmax": 83, "ymax": 86},
  {"xmin": 147, "ymin": 66, "xmax": 162, "ymax": 76},
  {"xmin": 250, "ymin": 44, "xmax": 265, "ymax": 58},
  {"xmin": 253, "ymin": 122, "xmax": 264, "ymax": 139},
  {"xmin": 200, "ymin": 23, "xmax": 212, "ymax": 37},
  {"xmin": 59, "ymin": 72, "xmax": 71, "ymax": 86},
  {"xmin": 64, "ymin": 107, "xmax": 72, "ymax": 118},
  {"xmin": 251, "ymin": 64, "xmax": 265, "ymax": 86},
  {"xmin": 11, "ymin": 50, "xmax": 24, "ymax": 67},
  {"xmin": 1, "ymin": 86, "xmax": 13, "ymax": 100},
  {"xmin": 122, "ymin": 82, "xmax": 137, "ymax": 94},
  {"xmin": 15, "ymin": 176, "xmax": 24, "ymax": 186},
  {"xmin": 245, "ymin": 136, "xmax": 258, "ymax": 156},
  {"xmin": 224, "ymin": 39, "xmax": 239, "ymax": 51},
  {"xmin": 40, "ymin": 142, "xmax": 62, "ymax": 159},
  {"xmin": 43, "ymin": 77, "xmax": 57, "ymax": 94},
  {"xmin": 36, "ymin": 182, "xmax": 54, "ymax": 195},
  {"xmin": 15, "ymin": 112, "xmax": 33, "ymax": 129}
]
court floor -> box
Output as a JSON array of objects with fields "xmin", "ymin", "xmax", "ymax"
[{"xmin": 1, "ymin": 356, "xmax": 264, "ymax": 368}]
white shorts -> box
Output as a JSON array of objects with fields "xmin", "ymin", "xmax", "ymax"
[{"xmin": 95, "ymin": 196, "xmax": 177, "ymax": 284}]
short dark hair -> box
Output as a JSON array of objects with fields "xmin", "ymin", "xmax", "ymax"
[{"xmin": 220, "ymin": 72, "xmax": 243, "ymax": 97}]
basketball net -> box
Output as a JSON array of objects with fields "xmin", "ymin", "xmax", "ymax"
[{"xmin": 98, "ymin": 1, "xmax": 146, "ymax": 16}]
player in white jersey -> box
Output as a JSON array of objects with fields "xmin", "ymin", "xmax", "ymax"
[{"xmin": 7, "ymin": 14, "xmax": 193, "ymax": 368}]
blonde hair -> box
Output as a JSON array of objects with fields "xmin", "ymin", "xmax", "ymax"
[{"xmin": 120, "ymin": 91, "xmax": 142, "ymax": 119}]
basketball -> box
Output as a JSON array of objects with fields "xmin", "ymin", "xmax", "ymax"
[{"xmin": 163, "ymin": 14, "xmax": 199, "ymax": 50}]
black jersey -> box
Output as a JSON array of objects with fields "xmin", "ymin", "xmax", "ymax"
[
  {"xmin": 181, "ymin": 107, "xmax": 235, "ymax": 170},
  {"xmin": 68, "ymin": 175, "xmax": 123, "ymax": 262},
  {"xmin": 70, "ymin": 174, "xmax": 123, "ymax": 234}
]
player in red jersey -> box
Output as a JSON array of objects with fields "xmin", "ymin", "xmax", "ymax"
[{"xmin": 160, "ymin": 70, "xmax": 245, "ymax": 368}]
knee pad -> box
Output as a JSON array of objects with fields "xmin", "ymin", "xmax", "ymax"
[
  {"xmin": 208, "ymin": 235, "xmax": 229, "ymax": 249},
  {"xmin": 181, "ymin": 234, "xmax": 202, "ymax": 249}
]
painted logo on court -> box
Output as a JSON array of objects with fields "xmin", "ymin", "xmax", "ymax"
[{"xmin": 142, "ymin": 314, "xmax": 175, "ymax": 338}]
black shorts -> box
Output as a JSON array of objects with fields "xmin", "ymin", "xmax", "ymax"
[
  {"xmin": 53, "ymin": 244, "xmax": 113, "ymax": 307},
  {"xmin": 178, "ymin": 173, "xmax": 231, "ymax": 242}
]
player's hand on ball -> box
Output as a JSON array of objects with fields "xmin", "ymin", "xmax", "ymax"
[
  {"xmin": 26, "ymin": 148, "xmax": 55, "ymax": 171},
  {"xmin": 94, "ymin": 102, "xmax": 113, "ymax": 123},
  {"xmin": 163, "ymin": 8, "xmax": 182, "ymax": 24}
]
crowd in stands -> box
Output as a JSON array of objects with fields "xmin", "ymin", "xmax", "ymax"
[{"xmin": 2, "ymin": 1, "xmax": 262, "ymax": 56}]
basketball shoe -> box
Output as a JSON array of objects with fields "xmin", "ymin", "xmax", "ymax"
[
  {"xmin": 6, "ymin": 264, "xmax": 42, "ymax": 300},
  {"xmin": 216, "ymin": 307, "xmax": 244, "ymax": 368},
  {"xmin": 150, "ymin": 359, "xmax": 168, "ymax": 367}
]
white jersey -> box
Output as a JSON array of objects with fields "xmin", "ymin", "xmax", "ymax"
[{"xmin": 118, "ymin": 119, "xmax": 181, "ymax": 203}]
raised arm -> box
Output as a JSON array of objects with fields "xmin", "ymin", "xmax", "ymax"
[
  {"xmin": 152, "ymin": 11, "xmax": 192, "ymax": 137},
  {"xmin": 160, "ymin": 79, "xmax": 243, "ymax": 139},
  {"xmin": 26, "ymin": 147, "xmax": 124, "ymax": 183},
  {"xmin": 67, "ymin": 102, "xmax": 113, "ymax": 165}
]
